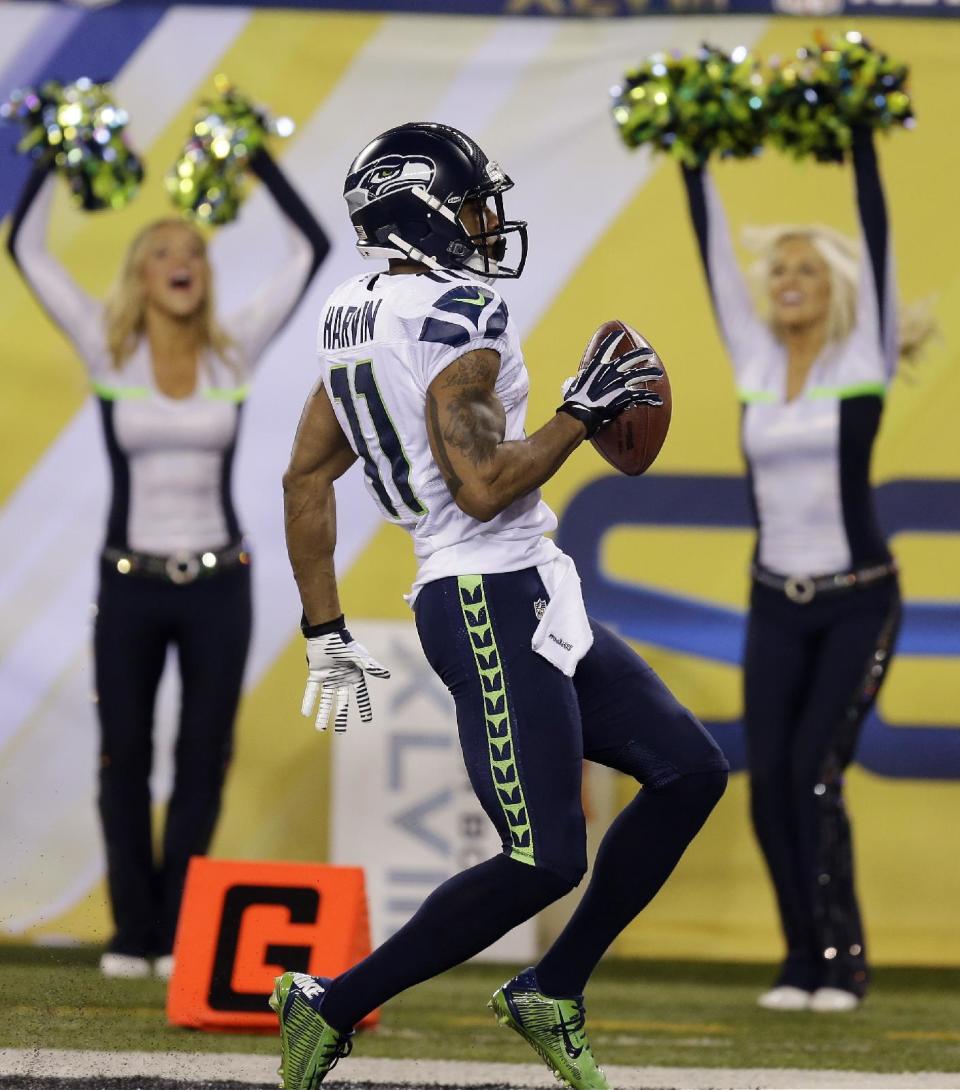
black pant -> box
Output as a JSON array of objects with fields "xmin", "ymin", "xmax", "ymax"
[
  {"xmin": 744, "ymin": 576, "xmax": 900, "ymax": 996},
  {"xmin": 94, "ymin": 560, "xmax": 252, "ymax": 957},
  {"xmin": 320, "ymin": 567, "xmax": 728, "ymax": 1031},
  {"xmin": 416, "ymin": 569, "xmax": 729, "ymax": 884}
]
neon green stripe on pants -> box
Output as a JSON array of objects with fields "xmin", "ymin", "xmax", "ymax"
[{"xmin": 457, "ymin": 575, "xmax": 535, "ymax": 867}]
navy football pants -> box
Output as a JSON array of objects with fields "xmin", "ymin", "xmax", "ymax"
[
  {"xmin": 417, "ymin": 568, "xmax": 728, "ymax": 883},
  {"xmin": 321, "ymin": 566, "xmax": 727, "ymax": 1030},
  {"xmin": 94, "ymin": 561, "xmax": 251, "ymax": 958},
  {"xmin": 744, "ymin": 576, "xmax": 900, "ymax": 996}
]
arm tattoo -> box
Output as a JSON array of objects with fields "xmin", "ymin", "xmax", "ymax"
[
  {"xmin": 441, "ymin": 389, "xmax": 498, "ymax": 466},
  {"xmin": 442, "ymin": 354, "xmax": 493, "ymax": 388},
  {"xmin": 428, "ymin": 391, "xmax": 462, "ymax": 498}
]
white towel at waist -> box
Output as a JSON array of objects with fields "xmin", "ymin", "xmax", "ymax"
[{"xmin": 531, "ymin": 553, "xmax": 594, "ymax": 677}]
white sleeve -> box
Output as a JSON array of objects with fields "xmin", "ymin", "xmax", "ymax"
[
  {"xmin": 8, "ymin": 171, "xmax": 108, "ymax": 375},
  {"xmin": 699, "ymin": 173, "xmax": 774, "ymax": 379},
  {"xmin": 223, "ymin": 217, "xmax": 315, "ymax": 372},
  {"xmin": 414, "ymin": 281, "xmax": 510, "ymax": 390}
]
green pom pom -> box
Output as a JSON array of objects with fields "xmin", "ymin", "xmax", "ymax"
[
  {"xmin": 611, "ymin": 44, "xmax": 767, "ymax": 167},
  {"xmin": 766, "ymin": 31, "xmax": 914, "ymax": 163},
  {"xmin": 167, "ymin": 75, "xmax": 295, "ymax": 226},
  {"xmin": 1, "ymin": 78, "xmax": 143, "ymax": 211}
]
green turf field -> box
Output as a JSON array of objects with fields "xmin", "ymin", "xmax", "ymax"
[{"xmin": 3, "ymin": 946, "xmax": 959, "ymax": 1074}]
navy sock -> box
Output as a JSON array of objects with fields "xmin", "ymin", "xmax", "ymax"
[
  {"xmin": 321, "ymin": 853, "xmax": 572, "ymax": 1032},
  {"xmin": 536, "ymin": 769, "xmax": 727, "ymax": 997}
]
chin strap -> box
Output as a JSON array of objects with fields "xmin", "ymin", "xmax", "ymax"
[
  {"xmin": 384, "ymin": 232, "xmax": 445, "ymax": 271},
  {"xmin": 407, "ymin": 186, "xmax": 498, "ymax": 276},
  {"xmin": 411, "ymin": 185, "xmax": 458, "ymax": 223},
  {"xmin": 370, "ymin": 184, "xmax": 500, "ymax": 277}
]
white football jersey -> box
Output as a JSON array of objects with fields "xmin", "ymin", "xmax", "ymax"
[
  {"xmin": 693, "ymin": 171, "xmax": 896, "ymax": 576},
  {"xmin": 317, "ymin": 269, "xmax": 558, "ymax": 595},
  {"xmin": 11, "ymin": 173, "xmax": 318, "ymax": 556}
]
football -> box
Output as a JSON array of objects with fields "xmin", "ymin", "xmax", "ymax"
[{"xmin": 580, "ymin": 319, "xmax": 671, "ymax": 477}]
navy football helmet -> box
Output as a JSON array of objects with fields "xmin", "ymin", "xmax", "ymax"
[{"xmin": 343, "ymin": 121, "xmax": 527, "ymax": 279}]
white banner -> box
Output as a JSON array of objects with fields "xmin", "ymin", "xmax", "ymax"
[{"xmin": 330, "ymin": 619, "xmax": 536, "ymax": 964}]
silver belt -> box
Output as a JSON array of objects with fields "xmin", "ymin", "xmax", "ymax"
[
  {"xmin": 103, "ymin": 541, "xmax": 250, "ymax": 585},
  {"xmin": 751, "ymin": 560, "xmax": 897, "ymax": 604}
]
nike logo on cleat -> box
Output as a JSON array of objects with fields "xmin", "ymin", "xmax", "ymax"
[
  {"xmin": 292, "ymin": 973, "xmax": 325, "ymax": 999},
  {"xmin": 558, "ymin": 1016, "xmax": 584, "ymax": 1059}
]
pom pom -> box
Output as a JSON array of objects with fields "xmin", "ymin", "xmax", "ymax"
[
  {"xmin": 0, "ymin": 77, "xmax": 143, "ymax": 211},
  {"xmin": 611, "ymin": 44, "xmax": 767, "ymax": 167},
  {"xmin": 167, "ymin": 75, "xmax": 295, "ymax": 226},
  {"xmin": 766, "ymin": 31, "xmax": 914, "ymax": 163}
]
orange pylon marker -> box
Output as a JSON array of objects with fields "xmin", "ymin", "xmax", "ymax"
[{"xmin": 166, "ymin": 858, "xmax": 376, "ymax": 1031}]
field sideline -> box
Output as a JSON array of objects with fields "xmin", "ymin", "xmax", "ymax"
[
  {"xmin": 3, "ymin": 1049, "xmax": 960, "ymax": 1089},
  {"xmin": 2, "ymin": 947, "xmax": 959, "ymax": 1088}
]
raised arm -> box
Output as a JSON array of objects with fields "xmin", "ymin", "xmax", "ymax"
[
  {"xmin": 7, "ymin": 164, "xmax": 106, "ymax": 369},
  {"xmin": 228, "ymin": 149, "xmax": 331, "ymax": 367},
  {"xmin": 681, "ymin": 164, "xmax": 770, "ymax": 369},
  {"xmin": 851, "ymin": 128, "xmax": 897, "ymax": 374},
  {"xmin": 425, "ymin": 336, "xmax": 662, "ymax": 523}
]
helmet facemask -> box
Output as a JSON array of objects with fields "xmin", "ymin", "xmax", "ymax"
[
  {"xmin": 455, "ymin": 182, "xmax": 528, "ymax": 280},
  {"xmin": 377, "ymin": 180, "xmax": 526, "ymax": 281}
]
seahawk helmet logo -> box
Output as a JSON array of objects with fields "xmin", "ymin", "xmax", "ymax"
[{"xmin": 344, "ymin": 154, "xmax": 436, "ymax": 213}]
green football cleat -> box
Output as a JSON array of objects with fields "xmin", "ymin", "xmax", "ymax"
[
  {"xmin": 268, "ymin": 972, "xmax": 353, "ymax": 1090},
  {"xmin": 489, "ymin": 968, "xmax": 609, "ymax": 1090}
]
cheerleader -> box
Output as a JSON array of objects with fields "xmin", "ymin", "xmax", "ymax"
[
  {"xmin": 7, "ymin": 149, "xmax": 329, "ymax": 978},
  {"xmin": 680, "ymin": 129, "xmax": 930, "ymax": 1011}
]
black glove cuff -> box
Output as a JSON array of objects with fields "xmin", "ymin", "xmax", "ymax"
[
  {"xmin": 301, "ymin": 612, "xmax": 347, "ymax": 638},
  {"xmin": 557, "ymin": 402, "xmax": 601, "ymax": 439}
]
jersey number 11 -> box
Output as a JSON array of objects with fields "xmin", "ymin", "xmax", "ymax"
[{"xmin": 330, "ymin": 361, "xmax": 426, "ymax": 520}]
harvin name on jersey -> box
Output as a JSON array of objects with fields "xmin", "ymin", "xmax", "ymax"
[{"xmin": 323, "ymin": 299, "xmax": 382, "ymax": 350}]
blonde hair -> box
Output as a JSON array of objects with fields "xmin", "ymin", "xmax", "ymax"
[
  {"xmin": 103, "ymin": 219, "xmax": 233, "ymax": 370},
  {"xmin": 744, "ymin": 225, "xmax": 937, "ymax": 363}
]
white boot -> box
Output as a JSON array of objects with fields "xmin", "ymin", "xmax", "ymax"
[
  {"xmin": 99, "ymin": 952, "xmax": 151, "ymax": 979},
  {"xmin": 757, "ymin": 985, "xmax": 812, "ymax": 1011},
  {"xmin": 810, "ymin": 987, "xmax": 860, "ymax": 1012},
  {"xmin": 153, "ymin": 955, "xmax": 175, "ymax": 980}
]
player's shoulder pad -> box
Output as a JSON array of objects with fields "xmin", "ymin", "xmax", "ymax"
[
  {"xmin": 417, "ymin": 271, "xmax": 509, "ymax": 350},
  {"xmin": 319, "ymin": 273, "xmax": 368, "ymax": 321},
  {"xmin": 326, "ymin": 272, "xmax": 371, "ymax": 305}
]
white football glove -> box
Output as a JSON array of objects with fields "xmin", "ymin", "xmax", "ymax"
[
  {"xmin": 300, "ymin": 618, "xmax": 390, "ymax": 734},
  {"xmin": 559, "ymin": 329, "xmax": 664, "ymax": 438}
]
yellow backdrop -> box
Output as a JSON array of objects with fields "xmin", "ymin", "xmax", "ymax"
[{"xmin": 1, "ymin": 8, "xmax": 956, "ymax": 965}]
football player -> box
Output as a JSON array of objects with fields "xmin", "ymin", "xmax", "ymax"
[{"xmin": 272, "ymin": 122, "xmax": 729, "ymax": 1090}]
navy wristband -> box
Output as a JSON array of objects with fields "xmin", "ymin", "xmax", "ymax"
[
  {"xmin": 301, "ymin": 612, "xmax": 346, "ymax": 638},
  {"xmin": 557, "ymin": 402, "xmax": 600, "ymax": 438}
]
